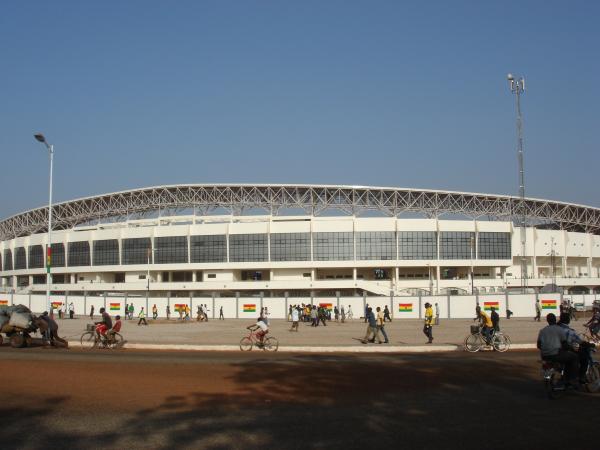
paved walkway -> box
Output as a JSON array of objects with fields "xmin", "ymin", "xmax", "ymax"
[{"xmin": 42, "ymin": 314, "xmax": 593, "ymax": 352}]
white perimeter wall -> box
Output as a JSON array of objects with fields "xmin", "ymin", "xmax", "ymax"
[{"xmin": 1, "ymin": 292, "xmax": 596, "ymax": 319}]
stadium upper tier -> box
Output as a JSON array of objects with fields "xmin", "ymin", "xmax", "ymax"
[{"xmin": 1, "ymin": 184, "xmax": 600, "ymax": 240}]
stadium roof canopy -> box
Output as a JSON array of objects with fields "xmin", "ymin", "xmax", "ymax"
[{"xmin": 1, "ymin": 184, "xmax": 600, "ymax": 240}]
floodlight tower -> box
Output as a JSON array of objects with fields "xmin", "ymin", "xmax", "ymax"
[{"xmin": 507, "ymin": 73, "xmax": 527, "ymax": 293}]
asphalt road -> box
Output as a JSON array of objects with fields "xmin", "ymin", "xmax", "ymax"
[{"xmin": 0, "ymin": 348, "xmax": 598, "ymax": 450}]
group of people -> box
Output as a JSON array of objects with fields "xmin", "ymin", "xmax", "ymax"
[
  {"xmin": 93, "ymin": 307, "xmax": 123, "ymax": 345},
  {"xmin": 361, "ymin": 306, "xmax": 390, "ymax": 344},
  {"xmin": 52, "ymin": 302, "xmax": 75, "ymax": 320},
  {"xmin": 537, "ymin": 310, "xmax": 596, "ymax": 388}
]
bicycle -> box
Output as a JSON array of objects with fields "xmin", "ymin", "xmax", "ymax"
[
  {"xmin": 80, "ymin": 324, "xmax": 124, "ymax": 350},
  {"xmin": 239, "ymin": 329, "xmax": 279, "ymax": 351},
  {"xmin": 464, "ymin": 325, "xmax": 510, "ymax": 353}
]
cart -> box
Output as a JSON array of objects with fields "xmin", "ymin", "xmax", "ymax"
[{"xmin": 0, "ymin": 324, "xmax": 35, "ymax": 348}]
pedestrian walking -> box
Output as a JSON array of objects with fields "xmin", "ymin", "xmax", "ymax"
[
  {"xmin": 128, "ymin": 304, "xmax": 134, "ymax": 320},
  {"xmin": 89, "ymin": 305, "xmax": 94, "ymax": 320},
  {"xmin": 347, "ymin": 305, "xmax": 353, "ymax": 320},
  {"xmin": 288, "ymin": 305, "xmax": 292, "ymax": 322},
  {"xmin": 69, "ymin": 302, "xmax": 75, "ymax": 319},
  {"xmin": 364, "ymin": 303, "xmax": 369, "ymax": 323},
  {"xmin": 204, "ymin": 304, "xmax": 210, "ymax": 321},
  {"xmin": 152, "ymin": 304, "xmax": 158, "ymax": 320},
  {"xmin": 341, "ymin": 305, "xmax": 346, "ymax": 323},
  {"xmin": 534, "ymin": 299, "xmax": 541, "ymax": 322},
  {"xmin": 197, "ymin": 305, "xmax": 203, "ymax": 321},
  {"xmin": 219, "ymin": 306, "xmax": 224, "ymax": 320},
  {"xmin": 138, "ymin": 307, "xmax": 148, "ymax": 326},
  {"xmin": 376, "ymin": 306, "xmax": 389, "ymax": 343},
  {"xmin": 361, "ymin": 307, "xmax": 382, "ymax": 344},
  {"xmin": 166, "ymin": 305, "xmax": 171, "ymax": 320},
  {"xmin": 383, "ymin": 305, "xmax": 392, "ymax": 322},
  {"xmin": 290, "ymin": 306, "xmax": 299, "ymax": 332},
  {"xmin": 184, "ymin": 304, "xmax": 191, "ymax": 321},
  {"xmin": 310, "ymin": 306, "xmax": 318, "ymax": 327},
  {"xmin": 434, "ymin": 303, "xmax": 440, "ymax": 325},
  {"xmin": 423, "ymin": 302, "xmax": 434, "ymax": 344}
]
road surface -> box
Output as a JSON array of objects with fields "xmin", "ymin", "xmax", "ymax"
[{"xmin": 0, "ymin": 348, "xmax": 598, "ymax": 449}]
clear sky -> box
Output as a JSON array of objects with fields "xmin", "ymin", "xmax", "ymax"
[{"xmin": 1, "ymin": 0, "xmax": 598, "ymax": 219}]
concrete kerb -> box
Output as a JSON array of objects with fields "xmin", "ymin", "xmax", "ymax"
[{"xmin": 66, "ymin": 341, "xmax": 538, "ymax": 353}]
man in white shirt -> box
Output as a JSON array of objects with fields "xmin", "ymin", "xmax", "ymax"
[
  {"xmin": 537, "ymin": 313, "xmax": 578, "ymax": 385},
  {"xmin": 290, "ymin": 307, "xmax": 299, "ymax": 332}
]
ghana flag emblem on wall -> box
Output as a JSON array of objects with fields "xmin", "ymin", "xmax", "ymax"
[
  {"xmin": 0, "ymin": 300, "xmax": 8, "ymax": 306},
  {"xmin": 319, "ymin": 303, "xmax": 333, "ymax": 310},
  {"xmin": 51, "ymin": 301, "xmax": 62, "ymax": 308},
  {"xmin": 174, "ymin": 304, "xmax": 187, "ymax": 312},
  {"xmin": 398, "ymin": 303, "xmax": 413, "ymax": 312},
  {"xmin": 483, "ymin": 301, "xmax": 499, "ymax": 311},
  {"xmin": 243, "ymin": 304, "xmax": 256, "ymax": 313},
  {"xmin": 109, "ymin": 303, "xmax": 120, "ymax": 311},
  {"xmin": 541, "ymin": 299, "xmax": 557, "ymax": 310}
]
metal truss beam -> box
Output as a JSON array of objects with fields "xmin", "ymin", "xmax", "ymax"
[{"xmin": 1, "ymin": 184, "xmax": 600, "ymax": 241}]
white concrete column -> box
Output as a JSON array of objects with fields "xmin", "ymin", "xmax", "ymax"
[
  {"xmin": 353, "ymin": 268, "xmax": 357, "ymax": 281},
  {"xmin": 157, "ymin": 272, "xmax": 163, "ymax": 283},
  {"xmin": 192, "ymin": 271, "xmax": 197, "ymax": 282}
]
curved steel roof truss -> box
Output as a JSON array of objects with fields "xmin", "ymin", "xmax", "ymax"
[{"xmin": 1, "ymin": 184, "xmax": 600, "ymax": 240}]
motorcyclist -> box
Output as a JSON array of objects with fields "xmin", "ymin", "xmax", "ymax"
[
  {"xmin": 94, "ymin": 307, "xmax": 113, "ymax": 342},
  {"xmin": 558, "ymin": 312, "xmax": 594, "ymax": 384},
  {"xmin": 537, "ymin": 313, "xmax": 579, "ymax": 387}
]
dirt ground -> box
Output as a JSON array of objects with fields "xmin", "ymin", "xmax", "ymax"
[{"xmin": 1, "ymin": 348, "xmax": 599, "ymax": 450}]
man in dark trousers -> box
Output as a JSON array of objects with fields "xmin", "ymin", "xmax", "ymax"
[{"xmin": 490, "ymin": 307, "xmax": 500, "ymax": 332}]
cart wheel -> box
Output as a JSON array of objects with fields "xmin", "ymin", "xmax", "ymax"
[
  {"xmin": 10, "ymin": 334, "xmax": 25, "ymax": 348},
  {"xmin": 24, "ymin": 334, "xmax": 33, "ymax": 347}
]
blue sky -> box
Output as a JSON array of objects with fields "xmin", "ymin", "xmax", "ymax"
[{"xmin": 1, "ymin": 0, "xmax": 598, "ymax": 218}]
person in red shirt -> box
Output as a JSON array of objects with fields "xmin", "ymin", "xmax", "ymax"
[{"xmin": 107, "ymin": 315, "xmax": 122, "ymax": 345}]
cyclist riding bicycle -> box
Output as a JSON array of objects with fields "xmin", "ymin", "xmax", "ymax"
[
  {"xmin": 95, "ymin": 307, "xmax": 113, "ymax": 341},
  {"xmin": 584, "ymin": 305, "xmax": 600, "ymax": 340},
  {"xmin": 247, "ymin": 318, "xmax": 268, "ymax": 346},
  {"xmin": 477, "ymin": 308, "xmax": 494, "ymax": 344}
]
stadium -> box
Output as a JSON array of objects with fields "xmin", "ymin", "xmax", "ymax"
[{"xmin": 1, "ymin": 183, "xmax": 600, "ymax": 318}]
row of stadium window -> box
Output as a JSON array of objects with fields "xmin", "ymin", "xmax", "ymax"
[{"xmin": 0, "ymin": 231, "xmax": 511, "ymax": 270}]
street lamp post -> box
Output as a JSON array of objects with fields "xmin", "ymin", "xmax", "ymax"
[
  {"xmin": 34, "ymin": 133, "xmax": 54, "ymax": 313},
  {"xmin": 507, "ymin": 73, "xmax": 527, "ymax": 294}
]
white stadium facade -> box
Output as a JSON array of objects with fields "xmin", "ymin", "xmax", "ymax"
[{"xmin": 1, "ymin": 184, "xmax": 600, "ymax": 318}]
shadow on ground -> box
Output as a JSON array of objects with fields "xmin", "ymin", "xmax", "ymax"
[{"xmin": 2, "ymin": 353, "xmax": 599, "ymax": 449}]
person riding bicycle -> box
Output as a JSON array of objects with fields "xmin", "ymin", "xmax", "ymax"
[
  {"xmin": 94, "ymin": 307, "xmax": 113, "ymax": 342},
  {"xmin": 106, "ymin": 315, "xmax": 122, "ymax": 344},
  {"xmin": 247, "ymin": 318, "xmax": 268, "ymax": 346},
  {"xmin": 537, "ymin": 313, "xmax": 579, "ymax": 387},
  {"xmin": 584, "ymin": 305, "xmax": 600, "ymax": 340},
  {"xmin": 558, "ymin": 312, "xmax": 594, "ymax": 384},
  {"xmin": 477, "ymin": 308, "xmax": 494, "ymax": 344}
]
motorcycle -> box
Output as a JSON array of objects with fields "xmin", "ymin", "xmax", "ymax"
[{"xmin": 542, "ymin": 342, "xmax": 600, "ymax": 399}]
